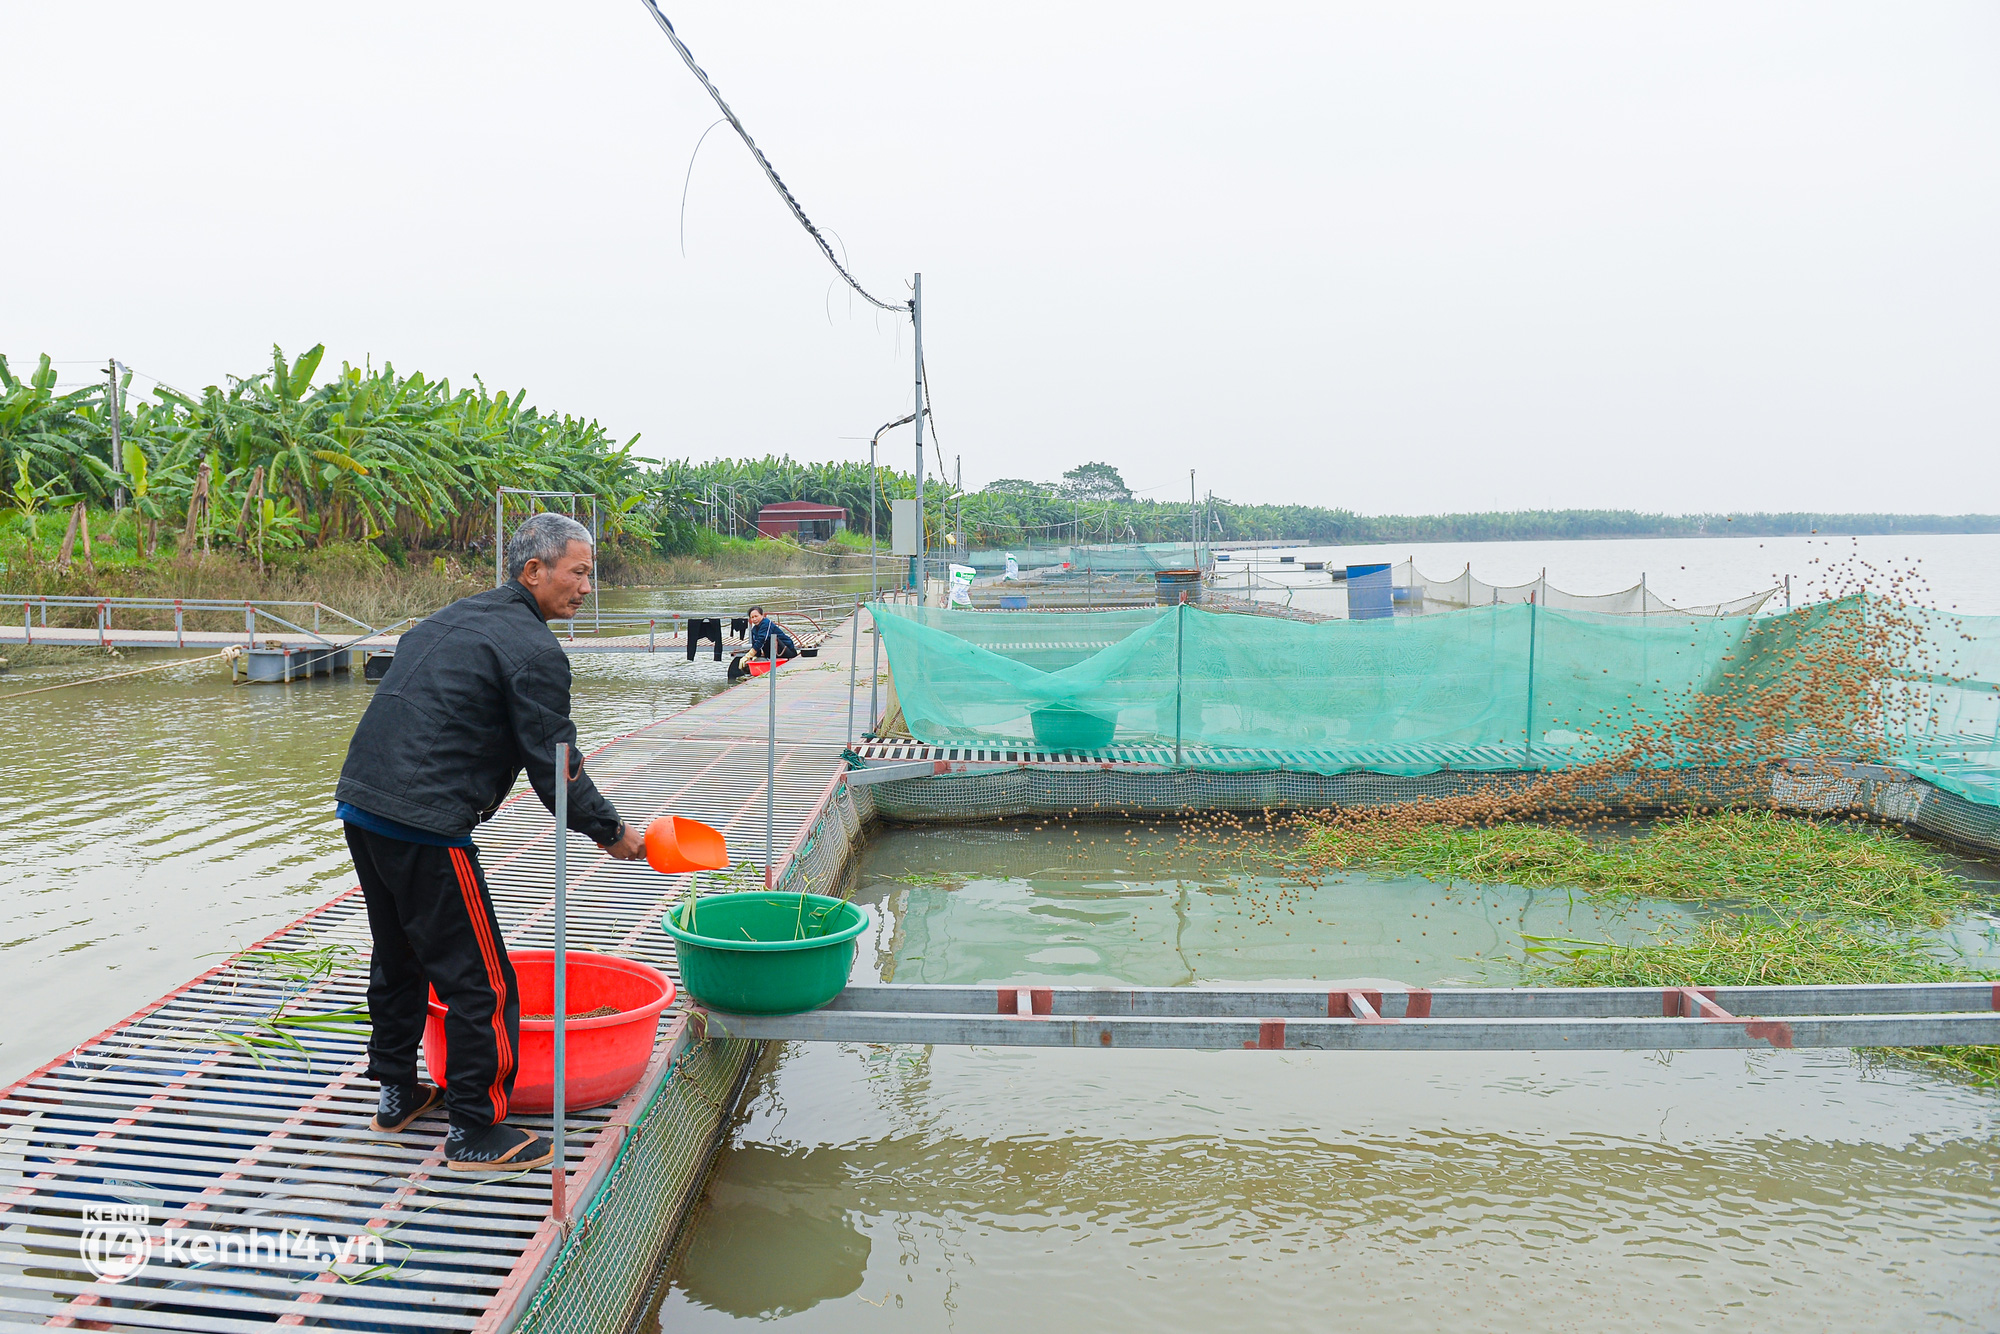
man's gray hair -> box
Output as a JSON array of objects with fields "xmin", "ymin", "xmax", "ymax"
[{"xmin": 506, "ymin": 512, "xmax": 594, "ymax": 580}]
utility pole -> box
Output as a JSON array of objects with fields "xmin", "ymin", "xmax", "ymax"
[
  {"xmin": 911, "ymin": 272, "xmax": 925, "ymax": 596},
  {"xmin": 107, "ymin": 361, "xmax": 124, "ymax": 510},
  {"xmin": 954, "ymin": 454, "xmax": 962, "ymax": 563},
  {"xmin": 1189, "ymin": 469, "xmax": 1196, "ymax": 554}
]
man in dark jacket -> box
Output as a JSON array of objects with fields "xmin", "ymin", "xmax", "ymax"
[{"xmin": 335, "ymin": 512, "xmax": 644, "ymax": 1171}]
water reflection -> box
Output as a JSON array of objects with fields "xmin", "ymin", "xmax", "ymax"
[
  {"xmin": 659, "ymin": 823, "xmax": 2000, "ymax": 1333},
  {"xmin": 672, "ymin": 1145, "xmax": 873, "ymax": 1319},
  {"xmin": 0, "ymin": 645, "xmax": 732, "ymax": 1082},
  {"xmin": 851, "ymin": 823, "xmax": 1703, "ymax": 988}
]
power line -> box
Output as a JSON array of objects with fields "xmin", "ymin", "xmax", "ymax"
[{"xmin": 637, "ymin": 1, "xmax": 909, "ymax": 316}]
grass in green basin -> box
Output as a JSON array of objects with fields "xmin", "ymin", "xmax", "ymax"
[
  {"xmin": 1296, "ymin": 810, "xmax": 1975, "ymax": 926},
  {"xmin": 1527, "ymin": 916, "xmax": 1999, "ymax": 1087}
]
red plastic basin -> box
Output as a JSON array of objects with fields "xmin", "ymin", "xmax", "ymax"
[{"xmin": 423, "ymin": 949, "xmax": 676, "ymax": 1115}]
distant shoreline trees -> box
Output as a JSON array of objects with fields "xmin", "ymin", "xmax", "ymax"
[{"xmin": 6, "ymin": 348, "xmax": 1993, "ymax": 565}]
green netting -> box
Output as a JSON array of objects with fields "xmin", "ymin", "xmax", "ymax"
[
  {"xmin": 1888, "ymin": 609, "xmax": 2000, "ymax": 807},
  {"xmin": 869, "ymin": 602, "xmax": 2000, "ymax": 804},
  {"xmin": 511, "ymin": 1036, "xmax": 758, "ymax": 1334}
]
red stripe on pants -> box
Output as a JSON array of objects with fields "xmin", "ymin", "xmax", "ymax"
[{"xmin": 449, "ymin": 846, "xmax": 514, "ymax": 1124}]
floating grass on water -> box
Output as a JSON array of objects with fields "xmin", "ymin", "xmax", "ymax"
[
  {"xmin": 1527, "ymin": 915, "xmax": 1999, "ymax": 1086},
  {"xmin": 1526, "ymin": 915, "xmax": 1972, "ymax": 987},
  {"xmin": 889, "ymin": 870, "xmax": 966, "ymax": 889},
  {"xmin": 1298, "ymin": 810, "xmax": 1974, "ymax": 926}
]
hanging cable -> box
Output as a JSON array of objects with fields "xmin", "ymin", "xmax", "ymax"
[
  {"xmin": 637, "ymin": 1, "xmax": 909, "ymax": 315},
  {"xmin": 679, "ymin": 117, "xmax": 727, "ymax": 258}
]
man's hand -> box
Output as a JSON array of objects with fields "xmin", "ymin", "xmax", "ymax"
[{"xmin": 602, "ymin": 823, "xmax": 646, "ymax": 861}]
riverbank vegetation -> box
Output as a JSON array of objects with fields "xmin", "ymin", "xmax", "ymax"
[{"xmin": 8, "ymin": 349, "xmax": 1998, "ymax": 595}]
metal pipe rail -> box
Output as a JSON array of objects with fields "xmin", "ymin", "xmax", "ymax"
[
  {"xmin": 0, "ymin": 593, "xmax": 837, "ymax": 655},
  {"xmin": 3, "ymin": 592, "xmax": 373, "ymax": 642},
  {"xmin": 693, "ymin": 981, "xmax": 2000, "ymax": 1051}
]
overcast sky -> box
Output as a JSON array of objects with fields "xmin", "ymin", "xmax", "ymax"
[{"xmin": 5, "ymin": 2, "xmax": 1996, "ymax": 514}]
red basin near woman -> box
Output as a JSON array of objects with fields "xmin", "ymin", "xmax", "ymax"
[{"xmin": 423, "ymin": 949, "xmax": 676, "ymax": 1114}]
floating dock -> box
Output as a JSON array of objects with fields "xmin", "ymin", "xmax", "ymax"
[{"xmin": 0, "ymin": 618, "xmax": 870, "ymax": 1334}]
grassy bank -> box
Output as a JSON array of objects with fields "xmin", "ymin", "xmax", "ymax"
[
  {"xmin": 1, "ymin": 505, "xmax": 869, "ymax": 605},
  {"xmin": 1, "ymin": 540, "xmax": 483, "ymax": 627},
  {"xmin": 1295, "ymin": 809, "xmax": 1997, "ymax": 1085},
  {"xmin": 615, "ymin": 530, "xmax": 876, "ymax": 587}
]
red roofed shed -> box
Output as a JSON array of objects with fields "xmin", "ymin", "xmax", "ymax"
[{"xmin": 755, "ymin": 501, "xmax": 848, "ymax": 541}]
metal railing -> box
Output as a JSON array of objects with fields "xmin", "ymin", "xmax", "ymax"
[
  {"xmin": 1, "ymin": 593, "xmax": 377, "ymax": 647},
  {"xmin": 1, "ymin": 592, "xmax": 845, "ymax": 653}
]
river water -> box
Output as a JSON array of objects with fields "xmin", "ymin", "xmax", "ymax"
[
  {"xmin": 662, "ymin": 823, "xmax": 2000, "ymax": 1333},
  {"xmin": 2, "ymin": 537, "xmax": 1996, "ymax": 1326}
]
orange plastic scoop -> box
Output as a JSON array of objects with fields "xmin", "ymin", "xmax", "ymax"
[{"xmin": 645, "ymin": 816, "xmax": 729, "ymax": 875}]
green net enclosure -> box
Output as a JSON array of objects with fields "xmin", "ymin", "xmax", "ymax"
[
  {"xmin": 868, "ymin": 602, "xmax": 2000, "ymax": 803},
  {"xmin": 1894, "ymin": 608, "xmax": 2000, "ymax": 807}
]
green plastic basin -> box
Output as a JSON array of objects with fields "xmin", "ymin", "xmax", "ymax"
[{"xmin": 660, "ymin": 892, "xmax": 869, "ymax": 1015}]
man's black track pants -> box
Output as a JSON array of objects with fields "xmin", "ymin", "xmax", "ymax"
[{"xmin": 346, "ymin": 825, "xmax": 519, "ymax": 1132}]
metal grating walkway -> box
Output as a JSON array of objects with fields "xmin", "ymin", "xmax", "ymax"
[{"xmin": 0, "ymin": 617, "xmax": 867, "ymax": 1333}]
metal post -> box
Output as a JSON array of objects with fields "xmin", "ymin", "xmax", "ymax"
[
  {"xmin": 912, "ymin": 273, "xmax": 924, "ymax": 595},
  {"xmin": 591, "ymin": 498, "xmax": 600, "ymax": 634},
  {"xmin": 1640, "ymin": 572, "xmax": 1647, "ymax": 618},
  {"xmin": 1785, "ymin": 574, "xmax": 1792, "ymax": 610},
  {"xmin": 1174, "ymin": 602, "xmax": 1185, "ymax": 766},
  {"xmin": 245, "ymin": 603, "xmax": 255, "ymax": 646},
  {"xmin": 494, "ymin": 491, "xmax": 504, "ymax": 589},
  {"xmin": 1189, "ymin": 470, "xmax": 1197, "ymax": 555},
  {"xmin": 870, "ymin": 436, "xmax": 879, "ymax": 598},
  {"xmin": 869, "ymin": 606, "xmax": 882, "ymax": 731},
  {"xmin": 765, "ymin": 635, "xmax": 778, "ymax": 891},
  {"xmin": 846, "ymin": 597, "xmax": 861, "ymax": 750},
  {"xmin": 1524, "ymin": 599, "xmax": 1539, "ymax": 764},
  {"xmin": 107, "ymin": 361, "xmax": 124, "ymax": 511},
  {"xmin": 551, "ymin": 741, "xmax": 568, "ymax": 1224}
]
